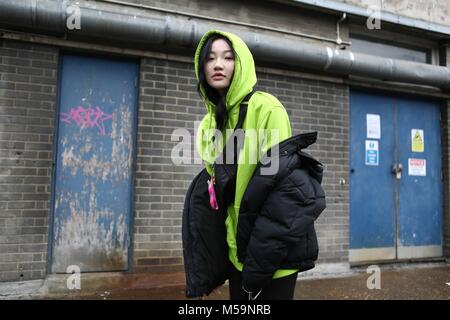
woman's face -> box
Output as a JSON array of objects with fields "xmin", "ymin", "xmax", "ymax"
[{"xmin": 203, "ymin": 38, "xmax": 235, "ymax": 96}]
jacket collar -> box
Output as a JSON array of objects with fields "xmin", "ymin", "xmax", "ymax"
[
  {"xmin": 262, "ymin": 131, "xmax": 324, "ymax": 182},
  {"xmin": 278, "ymin": 131, "xmax": 317, "ymax": 154},
  {"xmin": 264, "ymin": 132, "xmax": 318, "ymax": 158}
]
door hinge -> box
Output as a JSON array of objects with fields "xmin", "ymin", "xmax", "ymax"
[{"xmin": 134, "ymin": 77, "xmax": 138, "ymax": 88}]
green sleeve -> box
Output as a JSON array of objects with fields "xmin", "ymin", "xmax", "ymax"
[{"xmin": 258, "ymin": 106, "xmax": 292, "ymax": 159}]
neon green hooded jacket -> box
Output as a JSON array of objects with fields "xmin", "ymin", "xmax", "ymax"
[{"xmin": 194, "ymin": 30, "xmax": 297, "ymax": 279}]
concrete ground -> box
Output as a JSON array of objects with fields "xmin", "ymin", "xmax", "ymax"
[{"xmin": 1, "ymin": 261, "xmax": 449, "ymax": 300}]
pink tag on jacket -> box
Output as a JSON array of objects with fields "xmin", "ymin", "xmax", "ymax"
[{"xmin": 207, "ymin": 176, "xmax": 219, "ymax": 211}]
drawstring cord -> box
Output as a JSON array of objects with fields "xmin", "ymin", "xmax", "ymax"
[{"xmin": 242, "ymin": 285, "xmax": 262, "ymax": 300}]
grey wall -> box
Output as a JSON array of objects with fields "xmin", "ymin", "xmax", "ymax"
[
  {"xmin": 116, "ymin": 0, "xmax": 344, "ymax": 43},
  {"xmin": 338, "ymin": 0, "xmax": 450, "ymax": 27},
  {"xmin": 0, "ymin": 39, "xmax": 57, "ymax": 281}
]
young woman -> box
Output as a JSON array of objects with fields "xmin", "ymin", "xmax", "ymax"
[{"xmin": 183, "ymin": 29, "xmax": 325, "ymax": 300}]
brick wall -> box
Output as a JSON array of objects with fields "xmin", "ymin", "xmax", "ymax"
[
  {"xmin": 0, "ymin": 39, "xmax": 58, "ymax": 281},
  {"xmin": 133, "ymin": 58, "xmax": 204, "ymax": 272},
  {"xmin": 133, "ymin": 57, "xmax": 349, "ymax": 272},
  {"xmin": 256, "ymin": 73, "xmax": 349, "ymax": 263}
]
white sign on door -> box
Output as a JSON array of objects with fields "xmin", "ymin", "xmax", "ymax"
[
  {"xmin": 366, "ymin": 114, "xmax": 381, "ymax": 139},
  {"xmin": 408, "ymin": 158, "xmax": 426, "ymax": 176}
]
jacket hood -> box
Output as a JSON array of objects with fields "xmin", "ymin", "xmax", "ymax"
[{"xmin": 194, "ymin": 30, "xmax": 257, "ymax": 112}]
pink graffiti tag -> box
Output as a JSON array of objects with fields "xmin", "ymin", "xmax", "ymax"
[{"xmin": 61, "ymin": 106, "xmax": 113, "ymax": 135}]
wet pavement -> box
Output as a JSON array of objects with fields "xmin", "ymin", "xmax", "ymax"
[
  {"xmin": 0, "ymin": 262, "xmax": 449, "ymax": 300},
  {"xmin": 294, "ymin": 265, "xmax": 450, "ymax": 300},
  {"xmin": 36, "ymin": 262, "xmax": 450, "ymax": 300}
]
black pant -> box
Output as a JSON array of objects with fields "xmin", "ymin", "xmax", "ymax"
[{"xmin": 228, "ymin": 265, "xmax": 298, "ymax": 300}]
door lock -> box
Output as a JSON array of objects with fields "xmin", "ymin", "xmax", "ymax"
[{"xmin": 392, "ymin": 163, "xmax": 403, "ymax": 179}]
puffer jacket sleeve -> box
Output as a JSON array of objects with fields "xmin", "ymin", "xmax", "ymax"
[
  {"xmin": 241, "ymin": 162, "xmax": 326, "ymax": 292},
  {"xmin": 237, "ymin": 105, "xmax": 291, "ymax": 265},
  {"xmin": 237, "ymin": 160, "xmax": 278, "ymax": 261}
]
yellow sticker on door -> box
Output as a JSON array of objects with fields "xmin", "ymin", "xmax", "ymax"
[{"xmin": 411, "ymin": 129, "xmax": 424, "ymax": 152}]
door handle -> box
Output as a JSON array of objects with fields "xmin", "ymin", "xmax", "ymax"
[{"xmin": 392, "ymin": 163, "xmax": 403, "ymax": 179}]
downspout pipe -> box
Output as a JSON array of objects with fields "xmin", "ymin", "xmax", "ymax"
[{"xmin": 1, "ymin": 0, "xmax": 449, "ymax": 90}]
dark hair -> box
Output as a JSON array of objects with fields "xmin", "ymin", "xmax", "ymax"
[{"xmin": 197, "ymin": 35, "xmax": 235, "ymax": 132}]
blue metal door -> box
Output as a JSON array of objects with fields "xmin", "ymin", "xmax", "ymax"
[
  {"xmin": 397, "ymin": 99, "xmax": 443, "ymax": 259},
  {"xmin": 350, "ymin": 92, "xmax": 396, "ymax": 261},
  {"xmin": 51, "ymin": 54, "xmax": 138, "ymax": 272},
  {"xmin": 350, "ymin": 90, "xmax": 442, "ymax": 262}
]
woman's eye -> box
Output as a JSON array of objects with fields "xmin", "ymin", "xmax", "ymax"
[{"xmin": 225, "ymin": 56, "xmax": 234, "ymax": 60}]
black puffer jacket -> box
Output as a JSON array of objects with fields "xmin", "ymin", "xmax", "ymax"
[
  {"xmin": 182, "ymin": 132, "xmax": 326, "ymax": 298},
  {"xmin": 182, "ymin": 168, "xmax": 229, "ymax": 298},
  {"xmin": 237, "ymin": 131, "xmax": 326, "ymax": 292}
]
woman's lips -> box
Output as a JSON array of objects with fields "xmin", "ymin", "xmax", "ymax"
[{"xmin": 212, "ymin": 75, "xmax": 225, "ymax": 80}]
